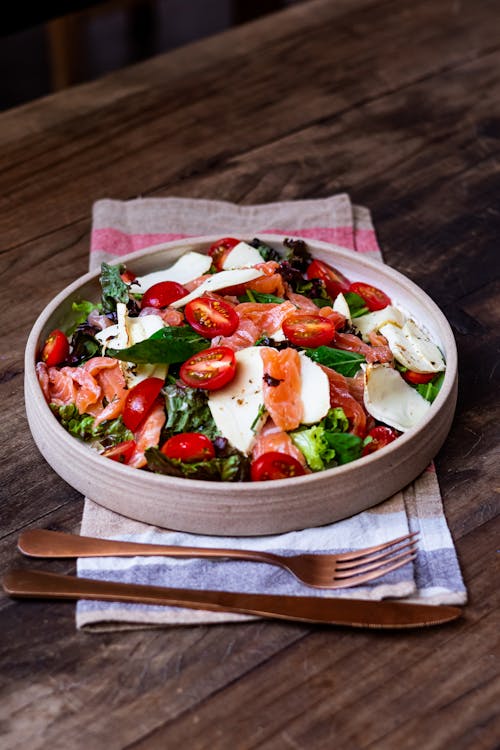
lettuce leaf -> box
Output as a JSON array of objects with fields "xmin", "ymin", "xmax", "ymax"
[
  {"xmin": 162, "ymin": 381, "xmax": 220, "ymax": 440},
  {"xmin": 290, "ymin": 407, "xmax": 361, "ymax": 471},
  {"xmin": 145, "ymin": 446, "xmax": 250, "ymax": 482},
  {"xmin": 50, "ymin": 403, "xmax": 133, "ymax": 448},
  {"xmin": 100, "ymin": 262, "xmax": 129, "ymax": 313},
  {"xmin": 65, "ymin": 300, "xmax": 100, "ymax": 335}
]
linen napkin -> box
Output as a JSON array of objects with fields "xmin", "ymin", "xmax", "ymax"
[{"xmin": 76, "ymin": 194, "xmax": 466, "ymax": 630}]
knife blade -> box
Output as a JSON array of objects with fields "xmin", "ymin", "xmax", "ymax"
[
  {"xmin": 2, "ymin": 569, "xmax": 461, "ymax": 628},
  {"xmin": 2, "ymin": 570, "xmax": 462, "ymax": 628}
]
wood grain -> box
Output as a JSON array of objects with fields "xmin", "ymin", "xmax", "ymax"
[{"xmin": 1, "ymin": 0, "xmax": 499, "ymax": 747}]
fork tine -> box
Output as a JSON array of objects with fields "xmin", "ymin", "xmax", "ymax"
[
  {"xmin": 334, "ymin": 532, "xmax": 419, "ymax": 562},
  {"xmin": 335, "ymin": 538, "xmax": 418, "ymax": 570},
  {"xmin": 331, "ymin": 552, "xmax": 417, "ymax": 588},
  {"xmin": 334, "ymin": 549, "xmax": 417, "ymax": 579}
]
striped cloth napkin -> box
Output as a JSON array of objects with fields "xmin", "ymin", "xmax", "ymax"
[{"xmin": 76, "ymin": 194, "xmax": 466, "ymax": 630}]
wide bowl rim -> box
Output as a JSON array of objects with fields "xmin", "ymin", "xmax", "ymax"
[{"xmin": 25, "ymin": 233, "xmax": 458, "ymax": 497}]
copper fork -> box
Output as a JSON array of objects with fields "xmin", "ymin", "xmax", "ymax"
[{"xmin": 18, "ymin": 529, "xmax": 418, "ymax": 589}]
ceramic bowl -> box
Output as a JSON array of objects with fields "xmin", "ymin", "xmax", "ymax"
[{"xmin": 25, "ymin": 235, "xmax": 458, "ymax": 536}]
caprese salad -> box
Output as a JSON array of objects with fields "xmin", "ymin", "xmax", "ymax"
[{"xmin": 36, "ymin": 236, "xmax": 446, "ymax": 481}]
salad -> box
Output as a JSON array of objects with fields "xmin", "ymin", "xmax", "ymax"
[{"xmin": 36, "ymin": 236, "xmax": 446, "ymax": 482}]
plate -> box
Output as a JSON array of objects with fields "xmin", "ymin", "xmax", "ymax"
[{"xmin": 24, "ymin": 235, "xmax": 458, "ymax": 536}]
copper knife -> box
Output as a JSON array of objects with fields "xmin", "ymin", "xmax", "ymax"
[{"xmin": 2, "ymin": 569, "xmax": 462, "ymax": 628}]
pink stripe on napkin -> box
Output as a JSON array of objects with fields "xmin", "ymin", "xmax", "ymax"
[{"xmin": 90, "ymin": 226, "xmax": 358, "ymax": 259}]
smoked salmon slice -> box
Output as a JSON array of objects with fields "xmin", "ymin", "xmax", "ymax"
[
  {"xmin": 252, "ymin": 420, "xmax": 307, "ymax": 468},
  {"xmin": 319, "ymin": 364, "xmax": 367, "ymax": 437},
  {"xmin": 334, "ymin": 332, "xmax": 392, "ymax": 363},
  {"xmin": 128, "ymin": 399, "xmax": 166, "ymax": 468},
  {"xmin": 261, "ymin": 347, "xmax": 303, "ymax": 431}
]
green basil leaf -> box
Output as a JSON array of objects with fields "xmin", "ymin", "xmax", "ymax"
[
  {"xmin": 344, "ymin": 292, "xmax": 369, "ymax": 318},
  {"xmin": 416, "ymin": 371, "xmax": 445, "ymax": 403},
  {"xmin": 238, "ymin": 290, "xmax": 285, "ymax": 304},
  {"xmin": 108, "ymin": 326, "xmax": 210, "ymax": 364},
  {"xmin": 304, "ymin": 346, "xmax": 365, "ymax": 377}
]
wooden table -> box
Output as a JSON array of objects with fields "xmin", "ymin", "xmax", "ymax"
[{"xmin": 1, "ymin": 1, "xmax": 499, "ymax": 747}]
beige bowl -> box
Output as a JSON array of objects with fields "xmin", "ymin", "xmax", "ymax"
[{"xmin": 25, "ymin": 235, "xmax": 458, "ymax": 536}]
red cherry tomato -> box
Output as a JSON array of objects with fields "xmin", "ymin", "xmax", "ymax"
[
  {"xmin": 122, "ymin": 377, "xmax": 165, "ymax": 432},
  {"xmin": 282, "ymin": 312, "xmax": 336, "ymax": 348},
  {"xmin": 362, "ymin": 426, "xmax": 399, "ymax": 456},
  {"xmin": 349, "ymin": 282, "xmax": 391, "ymax": 312},
  {"xmin": 184, "ymin": 296, "xmax": 239, "ymax": 339},
  {"xmin": 402, "ymin": 370, "xmax": 436, "ymax": 385},
  {"xmin": 180, "ymin": 346, "xmax": 236, "ymax": 390},
  {"xmin": 161, "ymin": 433, "xmax": 215, "ymax": 462},
  {"xmin": 102, "ymin": 440, "xmax": 136, "ymax": 463},
  {"xmin": 140, "ymin": 281, "xmax": 189, "ymax": 309},
  {"xmin": 208, "ymin": 237, "xmax": 240, "ymax": 271},
  {"xmin": 251, "ymin": 451, "xmax": 306, "ymax": 481},
  {"xmin": 41, "ymin": 329, "xmax": 70, "ymax": 367},
  {"xmin": 306, "ymin": 259, "xmax": 351, "ymax": 297}
]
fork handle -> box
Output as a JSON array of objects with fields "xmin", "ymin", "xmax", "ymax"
[{"xmin": 18, "ymin": 529, "xmax": 280, "ymax": 566}]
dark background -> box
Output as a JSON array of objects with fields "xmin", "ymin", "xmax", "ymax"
[{"xmin": 0, "ymin": 0, "xmax": 300, "ymax": 110}]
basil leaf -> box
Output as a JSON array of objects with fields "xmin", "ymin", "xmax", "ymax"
[
  {"xmin": 304, "ymin": 346, "xmax": 365, "ymax": 377},
  {"xmin": 323, "ymin": 432, "xmax": 363, "ymax": 465},
  {"xmin": 238, "ymin": 290, "xmax": 285, "ymax": 304},
  {"xmin": 344, "ymin": 292, "xmax": 369, "ymax": 318},
  {"xmin": 416, "ymin": 371, "xmax": 445, "ymax": 403},
  {"xmin": 108, "ymin": 326, "xmax": 210, "ymax": 364},
  {"xmin": 100, "ymin": 263, "xmax": 129, "ymax": 313}
]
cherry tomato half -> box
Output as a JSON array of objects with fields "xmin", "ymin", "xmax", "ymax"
[
  {"xmin": 161, "ymin": 433, "xmax": 215, "ymax": 463},
  {"xmin": 282, "ymin": 312, "xmax": 336, "ymax": 348},
  {"xmin": 140, "ymin": 281, "xmax": 189, "ymax": 309},
  {"xmin": 208, "ymin": 237, "xmax": 240, "ymax": 271},
  {"xmin": 251, "ymin": 451, "xmax": 306, "ymax": 481},
  {"xmin": 122, "ymin": 377, "xmax": 165, "ymax": 432},
  {"xmin": 306, "ymin": 259, "xmax": 351, "ymax": 297},
  {"xmin": 185, "ymin": 296, "xmax": 239, "ymax": 339},
  {"xmin": 349, "ymin": 282, "xmax": 391, "ymax": 312},
  {"xmin": 402, "ymin": 370, "xmax": 436, "ymax": 385},
  {"xmin": 362, "ymin": 426, "xmax": 399, "ymax": 457},
  {"xmin": 41, "ymin": 329, "xmax": 70, "ymax": 367},
  {"xmin": 102, "ymin": 440, "xmax": 136, "ymax": 463},
  {"xmin": 180, "ymin": 347, "xmax": 236, "ymax": 390}
]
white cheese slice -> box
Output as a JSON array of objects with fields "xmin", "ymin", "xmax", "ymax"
[
  {"xmin": 95, "ymin": 305, "xmax": 167, "ymax": 386},
  {"xmin": 208, "ymin": 347, "xmax": 267, "ymax": 454},
  {"xmin": 353, "ymin": 305, "xmax": 406, "ymax": 342},
  {"xmin": 379, "ymin": 319, "xmax": 445, "ymax": 373},
  {"xmin": 363, "ymin": 363, "xmax": 431, "ymax": 432},
  {"xmin": 333, "ymin": 292, "xmax": 351, "ymax": 323},
  {"xmin": 134, "ymin": 252, "xmax": 212, "ymax": 292},
  {"xmin": 221, "ymin": 241, "xmax": 264, "ymax": 269},
  {"xmin": 170, "ymin": 267, "xmax": 265, "ymax": 309},
  {"xmin": 299, "ymin": 352, "xmax": 330, "ymax": 424}
]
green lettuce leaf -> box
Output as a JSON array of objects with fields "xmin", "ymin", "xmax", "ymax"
[
  {"xmin": 65, "ymin": 300, "xmax": 100, "ymax": 335},
  {"xmin": 100, "ymin": 262, "xmax": 129, "ymax": 313},
  {"xmin": 162, "ymin": 382, "xmax": 220, "ymax": 440},
  {"xmin": 289, "ymin": 407, "xmax": 358, "ymax": 471},
  {"xmin": 304, "ymin": 345, "xmax": 365, "ymax": 377},
  {"xmin": 50, "ymin": 403, "xmax": 133, "ymax": 448},
  {"xmin": 108, "ymin": 326, "xmax": 210, "ymax": 364},
  {"xmin": 145, "ymin": 447, "xmax": 250, "ymax": 482}
]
